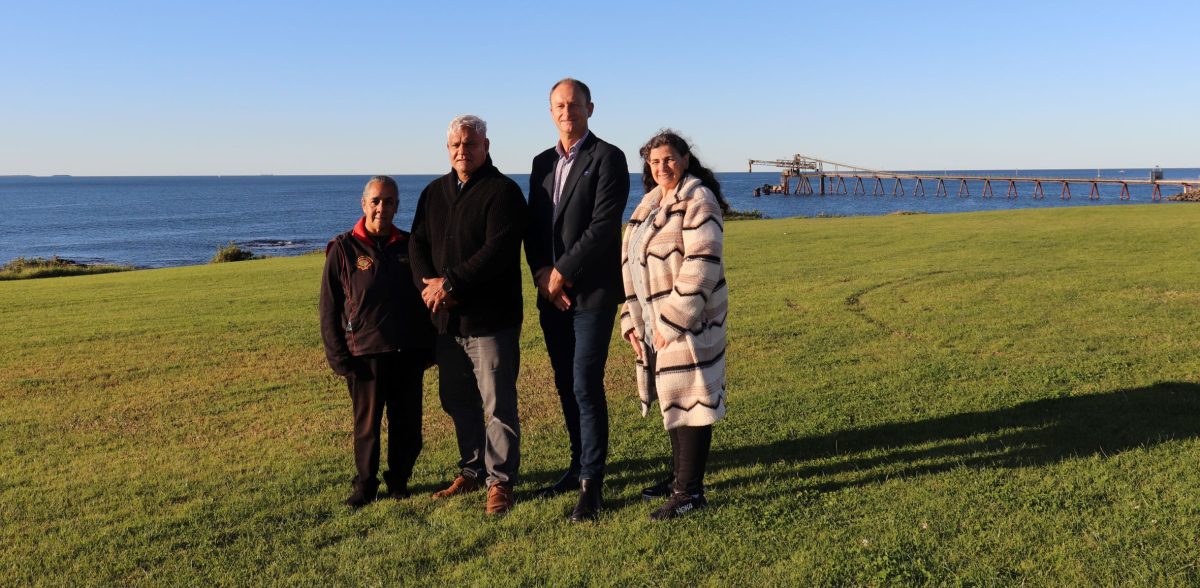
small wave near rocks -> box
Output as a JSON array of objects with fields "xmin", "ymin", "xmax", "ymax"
[{"xmin": 239, "ymin": 239, "xmax": 317, "ymax": 255}]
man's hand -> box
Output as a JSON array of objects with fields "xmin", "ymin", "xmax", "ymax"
[
  {"xmin": 533, "ymin": 267, "xmax": 553, "ymax": 300},
  {"xmin": 421, "ymin": 277, "xmax": 454, "ymax": 312},
  {"xmin": 546, "ymin": 267, "xmax": 573, "ymax": 311}
]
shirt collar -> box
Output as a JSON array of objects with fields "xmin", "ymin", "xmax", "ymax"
[{"xmin": 555, "ymin": 130, "xmax": 590, "ymax": 159}]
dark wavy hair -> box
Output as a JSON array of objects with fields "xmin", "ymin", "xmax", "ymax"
[{"xmin": 638, "ymin": 130, "xmax": 728, "ymax": 212}]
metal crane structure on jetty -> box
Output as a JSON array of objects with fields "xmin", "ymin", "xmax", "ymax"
[{"xmin": 747, "ymin": 154, "xmax": 1196, "ymax": 201}]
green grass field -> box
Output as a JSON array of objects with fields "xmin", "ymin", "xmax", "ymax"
[{"xmin": 4, "ymin": 204, "xmax": 1200, "ymax": 586}]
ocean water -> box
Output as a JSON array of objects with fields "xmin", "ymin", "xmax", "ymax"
[{"xmin": 1, "ymin": 168, "xmax": 1197, "ymax": 268}]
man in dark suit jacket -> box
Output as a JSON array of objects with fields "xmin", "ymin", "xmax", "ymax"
[{"xmin": 526, "ymin": 78, "xmax": 630, "ymax": 522}]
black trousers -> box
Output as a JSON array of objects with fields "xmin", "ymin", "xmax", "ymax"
[
  {"xmin": 668, "ymin": 425, "xmax": 713, "ymax": 496},
  {"xmin": 347, "ymin": 350, "xmax": 427, "ymax": 488}
]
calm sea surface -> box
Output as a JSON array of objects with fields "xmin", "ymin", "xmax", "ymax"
[{"xmin": 1, "ymin": 169, "xmax": 1197, "ymax": 268}]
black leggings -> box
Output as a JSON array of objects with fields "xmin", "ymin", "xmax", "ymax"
[
  {"xmin": 646, "ymin": 345, "xmax": 714, "ymax": 495},
  {"xmin": 668, "ymin": 425, "xmax": 712, "ymax": 496}
]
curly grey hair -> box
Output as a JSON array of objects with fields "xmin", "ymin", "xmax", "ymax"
[{"xmin": 447, "ymin": 114, "xmax": 487, "ymax": 139}]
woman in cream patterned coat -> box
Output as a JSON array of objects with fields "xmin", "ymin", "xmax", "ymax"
[{"xmin": 620, "ymin": 130, "xmax": 728, "ymax": 520}]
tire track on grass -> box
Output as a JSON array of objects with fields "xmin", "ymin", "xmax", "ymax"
[{"xmin": 843, "ymin": 271, "xmax": 951, "ymax": 337}]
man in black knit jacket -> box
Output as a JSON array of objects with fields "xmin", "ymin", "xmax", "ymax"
[{"xmin": 409, "ymin": 114, "xmax": 528, "ymax": 515}]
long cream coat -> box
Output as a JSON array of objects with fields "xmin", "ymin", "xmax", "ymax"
[{"xmin": 620, "ymin": 175, "xmax": 728, "ymax": 429}]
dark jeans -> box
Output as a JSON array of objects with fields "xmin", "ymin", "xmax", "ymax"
[
  {"xmin": 436, "ymin": 328, "xmax": 521, "ymax": 487},
  {"xmin": 347, "ymin": 350, "xmax": 427, "ymax": 488},
  {"xmin": 539, "ymin": 305, "xmax": 616, "ymax": 481}
]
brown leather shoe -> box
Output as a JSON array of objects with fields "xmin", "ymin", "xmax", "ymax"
[
  {"xmin": 431, "ymin": 475, "xmax": 482, "ymax": 499},
  {"xmin": 485, "ymin": 483, "xmax": 515, "ymax": 515}
]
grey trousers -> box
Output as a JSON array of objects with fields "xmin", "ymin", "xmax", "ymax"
[{"xmin": 436, "ymin": 327, "xmax": 521, "ymax": 487}]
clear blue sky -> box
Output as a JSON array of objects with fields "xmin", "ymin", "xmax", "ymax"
[{"xmin": 2, "ymin": 0, "xmax": 1196, "ymax": 175}]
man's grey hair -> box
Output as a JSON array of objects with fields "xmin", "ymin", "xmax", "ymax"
[
  {"xmin": 362, "ymin": 175, "xmax": 398, "ymax": 199},
  {"xmin": 447, "ymin": 114, "xmax": 487, "ymax": 139}
]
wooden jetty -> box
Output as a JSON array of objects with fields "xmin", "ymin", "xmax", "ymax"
[{"xmin": 748, "ymin": 155, "xmax": 1196, "ymax": 201}]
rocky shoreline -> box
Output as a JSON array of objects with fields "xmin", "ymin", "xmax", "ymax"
[
  {"xmin": 0, "ymin": 256, "xmax": 135, "ymax": 280},
  {"xmin": 1168, "ymin": 188, "xmax": 1200, "ymax": 202}
]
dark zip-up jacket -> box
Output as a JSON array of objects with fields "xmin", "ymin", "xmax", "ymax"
[
  {"xmin": 409, "ymin": 159, "xmax": 527, "ymax": 336},
  {"xmin": 319, "ymin": 218, "xmax": 434, "ymax": 376}
]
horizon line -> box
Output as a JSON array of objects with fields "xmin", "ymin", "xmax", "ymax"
[{"xmin": 4, "ymin": 166, "xmax": 1198, "ymax": 179}]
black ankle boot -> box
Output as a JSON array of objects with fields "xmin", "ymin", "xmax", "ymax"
[
  {"xmin": 532, "ymin": 470, "xmax": 580, "ymax": 499},
  {"xmin": 344, "ymin": 480, "xmax": 379, "ymax": 509},
  {"xmin": 568, "ymin": 479, "xmax": 602, "ymax": 522},
  {"xmin": 382, "ymin": 471, "xmax": 410, "ymax": 500}
]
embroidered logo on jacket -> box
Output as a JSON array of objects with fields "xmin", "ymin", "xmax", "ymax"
[{"xmin": 355, "ymin": 256, "xmax": 373, "ymax": 271}]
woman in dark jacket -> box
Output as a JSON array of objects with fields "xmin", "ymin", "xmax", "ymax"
[{"xmin": 319, "ymin": 176, "xmax": 434, "ymax": 508}]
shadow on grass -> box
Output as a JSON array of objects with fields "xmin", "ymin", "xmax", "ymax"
[
  {"xmin": 710, "ymin": 382, "xmax": 1200, "ymax": 494},
  {"xmin": 600, "ymin": 382, "xmax": 1200, "ymax": 500}
]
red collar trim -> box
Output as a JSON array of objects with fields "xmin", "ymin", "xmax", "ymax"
[{"xmin": 352, "ymin": 217, "xmax": 402, "ymax": 247}]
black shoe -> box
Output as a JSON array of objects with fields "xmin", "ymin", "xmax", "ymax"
[
  {"xmin": 532, "ymin": 471, "xmax": 579, "ymax": 499},
  {"xmin": 344, "ymin": 481, "xmax": 379, "ymax": 509},
  {"xmin": 568, "ymin": 479, "xmax": 602, "ymax": 522},
  {"xmin": 383, "ymin": 472, "xmax": 410, "ymax": 500},
  {"xmin": 650, "ymin": 491, "xmax": 707, "ymax": 521},
  {"xmin": 640, "ymin": 476, "xmax": 674, "ymax": 500}
]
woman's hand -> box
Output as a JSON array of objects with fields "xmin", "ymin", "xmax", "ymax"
[
  {"xmin": 625, "ymin": 331, "xmax": 645, "ymax": 362},
  {"xmin": 653, "ymin": 330, "xmax": 671, "ymax": 351}
]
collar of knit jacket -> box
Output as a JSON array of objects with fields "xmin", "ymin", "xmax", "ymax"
[
  {"xmin": 448, "ymin": 156, "xmax": 502, "ymax": 192},
  {"xmin": 641, "ymin": 174, "xmax": 702, "ymax": 209}
]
